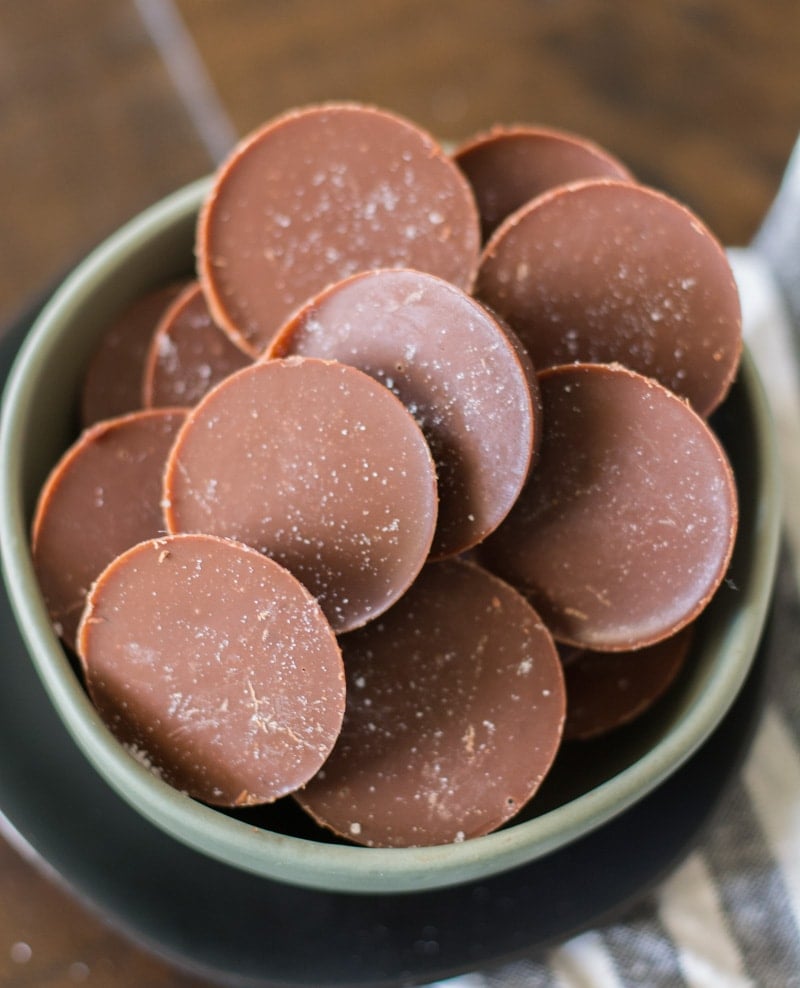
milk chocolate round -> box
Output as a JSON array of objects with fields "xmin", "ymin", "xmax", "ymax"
[
  {"xmin": 267, "ymin": 268, "xmax": 540, "ymax": 558},
  {"xmin": 296, "ymin": 558, "xmax": 565, "ymax": 847},
  {"xmin": 31, "ymin": 408, "xmax": 187, "ymax": 651},
  {"xmin": 78, "ymin": 533, "xmax": 345, "ymax": 807},
  {"xmin": 454, "ymin": 125, "xmax": 633, "ymax": 240},
  {"xmin": 475, "ymin": 179, "xmax": 742, "ymax": 416},
  {"xmin": 562, "ymin": 626, "xmax": 693, "ymax": 740},
  {"xmin": 163, "ymin": 358, "xmax": 438, "ymax": 632},
  {"xmin": 142, "ymin": 282, "xmax": 251, "ymax": 408},
  {"xmin": 197, "ymin": 103, "xmax": 481, "ymax": 355},
  {"xmin": 81, "ymin": 282, "xmax": 187, "ymax": 427},
  {"xmin": 477, "ymin": 363, "xmax": 737, "ymax": 651}
]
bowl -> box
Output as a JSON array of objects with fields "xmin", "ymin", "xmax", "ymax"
[{"xmin": 0, "ymin": 179, "xmax": 782, "ymax": 894}]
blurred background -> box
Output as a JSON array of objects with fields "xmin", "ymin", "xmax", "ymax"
[
  {"xmin": 2, "ymin": 0, "xmax": 799, "ymax": 331},
  {"xmin": 0, "ymin": 0, "xmax": 798, "ymax": 984}
]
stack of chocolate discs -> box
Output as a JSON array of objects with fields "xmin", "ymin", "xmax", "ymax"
[{"xmin": 30, "ymin": 104, "xmax": 740, "ymax": 848}]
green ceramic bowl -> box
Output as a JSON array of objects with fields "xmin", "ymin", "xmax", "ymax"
[{"xmin": 0, "ymin": 180, "xmax": 782, "ymax": 894}]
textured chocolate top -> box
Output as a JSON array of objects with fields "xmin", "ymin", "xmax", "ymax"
[
  {"xmin": 78, "ymin": 533, "xmax": 345, "ymax": 807},
  {"xmin": 454, "ymin": 125, "xmax": 633, "ymax": 240},
  {"xmin": 163, "ymin": 357, "xmax": 438, "ymax": 632},
  {"xmin": 81, "ymin": 282, "xmax": 187, "ymax": 427},
  {"xmin": 267, "ymin": 268, "xmax": 539, "ymax": 558},
  {"xmin": 31, "ymin": 409, "xmax": 187, "ymax": 651},
  {"xmin": 562, "ymin": 626, "xmax": 693, "ymax": 740},
  {"xmin": 296, "ymin": 558, "xmax": 565, "ymax": 847},
  {"xmin": 142, "ymin": 282, "xmax": 250, "ymax": 408},
  {"xmin": 197, "ymin": 103, "xmax": 481, "ymax": 355},
  {"xmin": 477, "ymin": 363, "xmax": 738, "ymax": 651},
  {"xmin": 475, "ymin": 179, "xmax": 742, "ymax": 416}
]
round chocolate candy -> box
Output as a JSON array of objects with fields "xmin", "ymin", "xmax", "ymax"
[
  {"xmin": 163, "ymin": 357, "xmax": 438, "ymax": 633},
  {"xmin": 475, "ymin": 179, "xmax": 742, "ymax": 416},
  {"xmin": 31, "ymin": 408, "xmax": 187, "ymax": 652},
  {"xmin": 296, "ymin": 558, "xmax": 565, "ymax": 848},
  {"xmin": 197, "ymin": 102, "xmax": 481, "ymax": 356},
  {"xmin": 81, "ymin": 282, "xmax": 187, "ymax": 427},
  {"xmin": 561, "ymin": 626, "xmax": 694, "ymax": 740},
  {"xmin": 142, "ymin": 281, "xmax": 251, "ymax": 408},
  {"xmin": 77, "ymin": 533, "xmax": 345, "ymax": 807},
  {"xmin": 453, "ymin": 124, "xmax": 633, "ymax": 240},
  {"xmin": 267, "ymin": 268, "xmax": 540, "ymax": 559},
  {"xmin": 477, "ymin": 363, "xmax": 738, "ymax": 652}
]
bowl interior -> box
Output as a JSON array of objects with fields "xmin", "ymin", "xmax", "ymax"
[{"xmin": 0, "ymin": 180, "xmax": 782, "ymax": 894}]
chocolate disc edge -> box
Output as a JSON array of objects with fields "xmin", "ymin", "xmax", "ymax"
[
  {"xmin": 76, "ymin": 531, "xmax": 346, "ymax": 807},
  {"xmin": 161, "ymin": 356, "xmax": 440, "ymax": 633},
  {"xmin": 196, "ymin": 101, "xmax": 482, "ymax": 356},
  {"xmin": 479, "ymin": 361, "xmax": 740, "ymax": 653},
  {"xmin": 476, "ymin": 177, "xmax": 743, "ymax": 417}
]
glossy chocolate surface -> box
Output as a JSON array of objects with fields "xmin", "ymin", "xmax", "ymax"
[
  {"xmin": 267, "ymin": 268, "xmax": 539, "ymax": 558},
  {"xmin": 78, "ymin": 533, "xmax": 345, "ymax": 807},
  {"xmin": 163, "ymin": 357, "xmax": 437, "ymax": 632},
  {"xmin": 475, "ymin": 179, "xmax": 742, "ymax": 416},
  {"xmin": 454, "ymin": 125, "xmax": 632, "ymax": 240},
  {"xmin": 197, "ymin": 103, "xmax": 481, "ymax": 355},
  {"xmin": 31, "ymin": 408, "xmax": 187, "ymax": 651},
  {"xmin": 478, "ymin": 363, "xmax": 738, "ymax": 651},
  {"xmin": 296, "ymin": 558, "xmax": 565, "ymax": 847},
  {"xmin": 142, "ymin": 282, "xmax": 250, "ymax": 408}
]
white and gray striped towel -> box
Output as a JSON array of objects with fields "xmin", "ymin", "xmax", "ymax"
[{"xmin": 432, "ymin": 138, "xmax": 800, "ymax": 988}]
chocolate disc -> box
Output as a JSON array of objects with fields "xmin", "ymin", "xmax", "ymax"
[
  {"xmin": 142, "ymin": 282, "xmax": 251, "ymax": 408},
  {"xmin": 78, "ymin": 533, "xmax": 345, "ymax": 807},
  {"xmin": 197, "ymin": 103, "xmax": 481, "ymax": 355},
  {"xmin": 31, "ymin": 409, "xmax": 187, "ymax": 651},
  {"xmin": 163, "ymin": 358, "xmax": 438, "ymax": 632},
  {"xmin": 81, "ymin": 282, "xmax": 187, "ymax": 427},
  {"xmin": 454, "ymin": 125, "xmax": 633, "ymax": 240},
  {"xmin": 477, "ymin": 363, "xmax": 737, "ymax": 651},
  {"xmin": 475, "ymin": 179, "xmax": 742, "ymax": 416},
  {"xmin": 562, "ymin": 626, "xmax": 694, "ymax": 740},
  {"xmin": 267, "ymin": 268, "xmax": 540, "ymax": 558},
  {"xmin": 296, "ymin": 559, "xmax": 565, "ymax": 847}
]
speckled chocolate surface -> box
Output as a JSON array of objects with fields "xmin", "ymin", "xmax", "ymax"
[
  {"xmin": 163, "ymin": 357, "xmax": 438, "ymax": 632},
  {"xmin": 477, "ymin": 363, "xmax": 737, "ymax": 651},
  {"xmin": 475, "ymin": 179, "xmax": 742, "ymax": 416},
  {"xmin": 267, "ymin": 268, "xmax": 539, "ymax": 558},
  {"xmin": 197, "ymin": 103, "xmax": 481, "ymax": 355},
  {"xmin": 78, "ymin": 533, "xmax": 345, "ymax": 807},
  {"xmin": 142, "ymin": 282, "xmax": 250, "ymax": 408},
  {"xmin": 296, "ymin": 558, "xmax": 565, "ymax": 847}
]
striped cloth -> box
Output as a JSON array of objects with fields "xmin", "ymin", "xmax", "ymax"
[{"xmin": 431, "ymin": 140, "xmax": 800, "ymax": 988}]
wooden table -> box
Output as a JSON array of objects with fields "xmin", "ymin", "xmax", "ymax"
[{"xmin": 0, "ymin": 2, "xmax": 797, "ymax": 984}]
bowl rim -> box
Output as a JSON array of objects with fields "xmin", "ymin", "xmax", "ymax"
[{"xmin": 0, "ymin": 179, "xmax": 783, "ymax": 894}]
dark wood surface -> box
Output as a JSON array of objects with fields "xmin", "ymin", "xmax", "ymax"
[{"xmin": 0, "ymin": 1, "xmax": 798, "ymax": 983}]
